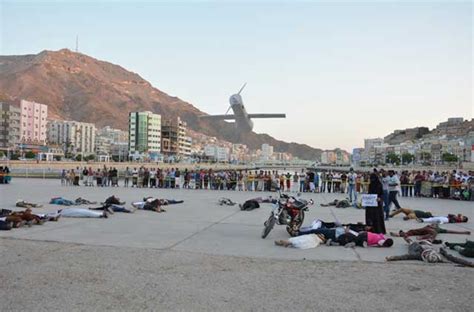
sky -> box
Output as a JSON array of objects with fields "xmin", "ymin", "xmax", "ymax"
[{"xmin": 1, "ymin": 0, "xmax": 472, "ymax": 152}]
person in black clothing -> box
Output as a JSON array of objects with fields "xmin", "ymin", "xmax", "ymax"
[{"xmin": 365, "ymin": 172, "xmax": 386, "ymax": 234}]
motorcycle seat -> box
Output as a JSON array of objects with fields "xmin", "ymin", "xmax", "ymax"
[{"xmin": 292, "ymin": 200, "xmax": 307, "ymax": 209}]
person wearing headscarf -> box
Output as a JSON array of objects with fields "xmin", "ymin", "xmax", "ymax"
[{"xmin": 365, "ymin": 172, "xmax": 386, "ymax": 234}]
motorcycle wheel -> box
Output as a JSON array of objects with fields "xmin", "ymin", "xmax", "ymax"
[
  {"xmin": 261, "ymin": 216, "xmax": 276, "ymax": 239},
  {"xmin": 286, "ymin": 210, "xmax": 305, "ymax": 237}
]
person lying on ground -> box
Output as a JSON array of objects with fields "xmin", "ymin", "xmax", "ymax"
[
  {"xmin": 102, "ymin": 195, "xmax": 125, "ymax": 206},
  {"xmin": 389, "ymin": 208, "xmax": 433, "ymax": 220},
  {"xmin": 59, "ymin": 208, "xmax": 108, "ymax": 218},
  {"xmin": 389, "ymin": 224, "xmax": 470, "ymax": 244},
  {"xmin": 274, "ymin": 234, "xmax": 326, "ymax": 249},
  {"xmin": 300, "ymin": 219, "xmax": 371, "ymax": 233},
  {"xmin": 49, "ymin": 197, "xmax": 77, "ymax": 206},
  {"xmin": 16, "ymin": 200, "xmax": 43, "ymax": 208},
  {"xmin": 75, "ymin": 197, "xmax": 97, "ymax": 205},
  {"xmin": 13, "ymin": 208, "xmax": 44, "ymax": 224},
  {"xmin": 418, "ymin": 214, "xmax": 468, "ymax": 224},
  {"xmin": 244, "ymin": 196, "xmax": 277, "ymax": 204},
  {"xmin": 337, "ymin": 231, "xmax": 394, "ymax": 248},
  {"xmin": 131, "ymin": 198, "xmax": 166, "ymax": 213},
  {"xmin": 89, "ymin": 203, "xmax": 134, "ymax": 214},
  {"xmin": 218, "ymin": 198, "xmax": 237, "ymax": 206},
  {"xmin": 320, "ymin": 198, "xmax": 351, "ymax": 208},
  {"xmin": 7, "ymin": 210, "xmax": 61, "ymax": 223},
  {"xmin": 239, "ymin": 196, "xmax": 276, "ymax": 211},
  {"xmin": 386, "ymin": 236, "xmax": 443, "ymax": 263},
  {"xmin": 0, "ymin": 209, "xmax": 25, "ymax": 228},
  {"xmin": 132, "ymin": 197, "xmax": 183, "ymax": 210},
  {"xmin": 445, "ymin": 240, "xmax": 474, "ymax": 258}
]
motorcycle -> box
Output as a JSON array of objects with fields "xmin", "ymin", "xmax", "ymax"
[{"xmin": 261, "ymin": 190, "xmax": 313, "ymax": 239}]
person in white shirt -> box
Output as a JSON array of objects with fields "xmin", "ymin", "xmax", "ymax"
[
  {"xmin": 347, "ymin": 168, "xmax": 357, "ymax": 204},
  {"xmin": 386, "ymin": 170, "xmax": 402, "ymax": 219}
]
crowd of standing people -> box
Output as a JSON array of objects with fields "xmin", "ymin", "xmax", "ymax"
[{"xmin": 58, "ymin": 166, "xmax": 474, "ymax": 201}]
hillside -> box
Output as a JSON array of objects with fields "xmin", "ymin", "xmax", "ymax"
[{"xmin": 0, "ymin": 49, "xmax": 321, "ymax": 160}]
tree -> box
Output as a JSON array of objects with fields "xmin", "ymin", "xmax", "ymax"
[
  {"xmin": 442, "ymin": 152, "xmax": 458, "ymax": 163},
  {"xmin": 25, "ymin": 151, "xmax": 36, "ymax": 159},
  {"xmin": 75, "ymin": 154, "xmax": 82, "ymax": 161},
  {"xmin": 401, "ymin": 153, "xmax": 414, "ymax": 165},
  {"xmin": 85, "ymin": 154, "xmax": 95, "ymax": 161},
  {"xmin": 386, "ymin": 153, "xmax": 400, "ymax": 165},
  {"xmin": 0, "ymin": 151, "xmax": 4, "ymax": 158},
  {"xmin": 10, "ymin": 153, "xmax": 20, "ymax": 160}
]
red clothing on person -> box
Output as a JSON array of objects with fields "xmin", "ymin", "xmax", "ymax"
[{"xmin": 367, "ymin": 232, "xmax": 386, "ymax": 246}]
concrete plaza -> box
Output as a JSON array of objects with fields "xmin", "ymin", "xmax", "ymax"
[{"xmin": 1, "ymin": 178, "xmax": 473, "ymax": 311}]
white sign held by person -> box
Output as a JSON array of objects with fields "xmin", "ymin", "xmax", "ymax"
[{"xmin": 361, "ymin": 194, "xmax": 378, "ymax": 207}]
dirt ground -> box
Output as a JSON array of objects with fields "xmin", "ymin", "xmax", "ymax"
[{"xmin": 1, "ymin": 239, "xmax": 473, "ymax": 312}]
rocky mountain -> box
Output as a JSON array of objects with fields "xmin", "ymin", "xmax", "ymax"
[
  {"xmin": 384, "ymin": 127, "xmax": 430, "ymax": 145},
  {"xmin": 0, "ymin": 49, "xmax": 321, "ymax": 160}
]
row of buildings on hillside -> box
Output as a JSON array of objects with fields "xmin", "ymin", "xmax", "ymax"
[
  {"xmin": 320, "ymin": 148, "xmax": 351, "ymax": 166},
  {"xmin": 0, "ymin": 101, "xmax": 192, "ymax": 161},
  {"xmin": 1, "ymin": 100, "xmax": 294, "ymax": 163},
  {"xmin": 353, "ymin": 118, "xmax": 474, "ymax": 166},
  {"xmin": 128, "ymin": 111, "xmax": 192, "ymax": 161}
]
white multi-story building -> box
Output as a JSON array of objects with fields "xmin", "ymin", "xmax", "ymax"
[
  {"xmin": 47, "ymin": 120, "xmax": 96, "ymax": 156},
  {"xmin": 261, "ymin": 144, "xmax": 274, "ymax": 161},
  {"xmin": 128, "ymin": 111, "xmax": 161, "ymax": 158},
  {"xmin": 20, "ymin": 100, "xmax": 48, "ymax": 144},
  {"xmin": 97, "ymin": 126, "xmax": 128, "ymax": 144},
  {"xmin": 204, "ymin": 145, "xmax": 229, "ymax": 162},
  {"xmin": 95, "ymin": 126, "xmax": 129, "ymax": 156}
]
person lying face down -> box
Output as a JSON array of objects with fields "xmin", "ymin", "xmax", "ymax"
[
  {"xmin": 132, "ymin": 197, "xmax": 184, "ymax": 212},
  {"xmin": 386, "ymin": 236, "xmax": 443, "ymax": 263},
  {"xmin": 390, "ymin": 209, "xmax": 469, "ymax": 224},
  {"xmin": 1, "ymin": 209, "xmax": 24, "ymax": 228},
  {"xmin": 103, "ymin": 195, "xmax": 125, "ymax": 206},
  {"xmin": 389, "ymin": 208, "xmax": 433, "ymax": 220},
  {"xmin": 418, "ymin": 214, "xmax": 468, "ymax": 224},
  {"xmin": 320, "ymin": 199, "xmax": 351, "ymax": 208},
  {"xmin": 335, "ymin": 231, "xmax": 394, "ymax": 248},
  {"xmin": 390, "ymin": 224, "xmax": 470, "ymax": 244},
  {"xmin": 59, "ymin": 208, "xmax": 108, "ymax": 218},
  {"xmin": 49, "ymin": 197, "xmax": 77, "ymax": 206},
  {"xmin": 132, "ymin": 198, "xmax": 166, "ymax": 213},
  {"xmin": 5, "ymin": 208, "xmax": 44, "ymax": 225},
  {"xmin": 275, "ymin": 234, "xmax": 326, "ymax": 249},
  {"xmin": 16, "ymin": 200, "xmax": 43, "ymax": 208},
  {"xmin": 445, "ymin": 240, "xmax": 474, "ymax": 258},
  {"xmin": 89, "ymin": 196, "xmax": 133, "ymax": 214}
]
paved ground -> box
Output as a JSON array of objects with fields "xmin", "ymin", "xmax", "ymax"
[{"xmin": 1, "ymin": 179, "xmax": 473, "ymax": 311}]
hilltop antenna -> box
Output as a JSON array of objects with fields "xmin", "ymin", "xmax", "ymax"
[{"xmin": 75, "ymin": 35, "xmax": 79, "ymax": 52}]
